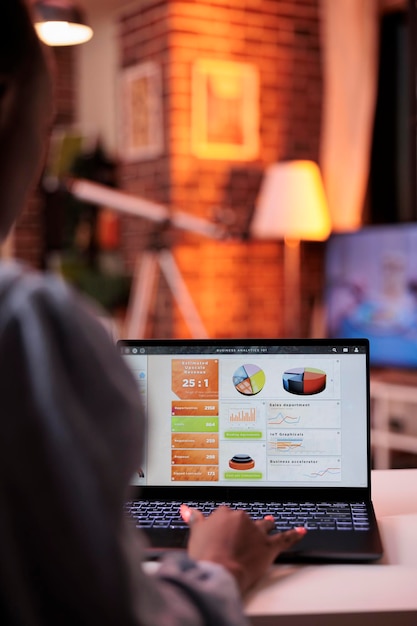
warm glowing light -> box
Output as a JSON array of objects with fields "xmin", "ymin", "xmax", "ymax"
[
  {"xmin": 251, "ymin": 160, "xmax": 331, "ymax": 241},
  {"xmin": 251, "ymin": 160, "xmax": 332, "ymax": 337},
  {"xmin": 35, "ymin": 20, "xmax": 93, "ymax": 46}
]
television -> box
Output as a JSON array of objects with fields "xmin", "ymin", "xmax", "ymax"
[{"xmin": 324, "ymin": 223, "xmax": 417, "ymax": 369}]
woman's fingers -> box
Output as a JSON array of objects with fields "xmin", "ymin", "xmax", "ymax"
[
  {"xmin": 181, "ymin": 505, "xmax": 308, "ymax": 544},
  {"xmin": 269, "ymin": 526, "xmax": 307, "ymax": 553},
  {"xmin": 254, "ymin": 515, "xmax": 276, "ymax": 533},
  {"xmin": 182, "ymin": 505, "xmax": 307, "ymax": 550},
  {"xmin": 183, "ymin": 505, "xmax": 308, "ymax": 593},
  {"xmin": 255, "ymin": 516, "xmax": 307, "ymax": 541},
  {"xmin": 180, "ymin": 503, "xmax": 204, "ymax": 525}
]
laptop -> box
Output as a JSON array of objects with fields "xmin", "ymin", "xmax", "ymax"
[{"xmin": 118, "ymin": 337, "xmax": 383, "ymax": 563}]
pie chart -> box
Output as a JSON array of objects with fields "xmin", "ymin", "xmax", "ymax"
[
  {"xmin": 283, "ymin": 367, "xmax": 326, "ymax": 395},
  {"xmin": 233, "ymin": 364, "xmax": 265, "ymax": 396}
]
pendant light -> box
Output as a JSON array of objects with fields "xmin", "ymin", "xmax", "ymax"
[{"xmin": 33, "ymin": 1, "xmax": 93, "ymax": 47}]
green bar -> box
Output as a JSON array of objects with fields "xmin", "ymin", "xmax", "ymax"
[
  {"xmin": 171, "ymin": 417, "xmax": 219, "ymax": 433},
  {"xmin": 224, "ymin": 431, "xmax": 263, "ymax": 439},
  {"xmin": 224, "ymin": 472, "xmax": 263, "ymax": 480}
]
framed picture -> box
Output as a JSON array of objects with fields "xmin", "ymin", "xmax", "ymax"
[
  {"xmin": 191, "ymin": 59, "xmax": 259, "ymax": 160},
  {"xmin": 120, "ymin": 61, "xmax": 164, "ymax": 161}
]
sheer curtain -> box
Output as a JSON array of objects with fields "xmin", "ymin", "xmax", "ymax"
[{"xmin": 319, "ymin": 0, "xmax": 380, "ymax": 231}]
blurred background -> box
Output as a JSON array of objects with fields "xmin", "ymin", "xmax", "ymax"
[
  {"xmin": 10, "ymin": 0, "xmax": 414, "ymax": 339},
  {"xmin": 5, "ymin": 0, "xmax": 417, "ymax": 467}
]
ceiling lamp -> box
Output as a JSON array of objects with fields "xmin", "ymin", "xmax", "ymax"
[{"xmin": 33, "ymin": 1, "xmax": 93, "ymax": 47}]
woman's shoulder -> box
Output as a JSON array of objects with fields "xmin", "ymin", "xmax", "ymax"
[
  {"xmin": 0, "ymin": 260, "xmax": 72, "ymax": 301},
  {"xmin": 0, "ymin": 260, "xmax": 101, "ymax": 324},
  {"xmin": 0, "ymin": 260, "xmax": 116, "ymax": 356}
]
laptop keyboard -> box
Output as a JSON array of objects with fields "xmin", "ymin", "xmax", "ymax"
[{"xmin": 124, "ymin": 500, "xmax": 370, "ymax": 532}]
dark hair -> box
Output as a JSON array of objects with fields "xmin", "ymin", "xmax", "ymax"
[{"xmin": 0, "ymin": 0, "xmax": 39, "ymax": 74}]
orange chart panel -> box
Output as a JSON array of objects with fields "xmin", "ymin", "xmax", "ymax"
[
  {"xmin": 172, "ymin": 359, "xmax": 219, "ymax": 399},
  {"xmin": 172, "ymin": 433, "xmax": 219, "ymax": 448},
  {"xmin": 171, "ymin": 466, "xmax": 218, "ymax": 481},
  {"xmin": 172, "ymin": 401, "xmax": 219, "ymax": 416},
  {"xmin": 172, "ymin": 449, "xmax": 219, "ymax": 465}
]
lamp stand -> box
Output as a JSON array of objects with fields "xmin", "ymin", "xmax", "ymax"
[
  {"xmin": 283, "ymin": 238, "xmax": 301, "ymax": 337},
  {"xmin": 124, "ymin": 242, "xmax": 208, "ymax": 339}
]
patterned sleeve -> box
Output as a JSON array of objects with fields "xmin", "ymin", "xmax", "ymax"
[{"xmin": 123, "ymin": 531, "xmax": 249, "ymax": 626}]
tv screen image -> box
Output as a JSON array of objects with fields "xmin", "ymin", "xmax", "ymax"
[{"xmin": 325, "ymin": 223, "xmax": 417, "ymax": 369}]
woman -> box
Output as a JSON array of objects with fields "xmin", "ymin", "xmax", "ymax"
[{"xmin": 0, "ymin": 2, "xmax": 304, "ymax": 624}]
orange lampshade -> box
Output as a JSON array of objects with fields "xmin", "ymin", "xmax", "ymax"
[{"xmin": 251, "ymin": 160, "xmax": 331, "ymax": 241}]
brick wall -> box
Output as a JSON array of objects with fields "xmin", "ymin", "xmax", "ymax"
[
  {"xmin": 118, "ymin": 0, "xmax": 324, "ymax": 338},
  {"xmin": 14, "ymin": 46, "xmax": 76, "ymax": 267}
]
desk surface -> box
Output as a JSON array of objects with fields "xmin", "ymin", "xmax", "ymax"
[{"xmin": 244, "ymin": 469, "xmax": 417, "ymax": 626}]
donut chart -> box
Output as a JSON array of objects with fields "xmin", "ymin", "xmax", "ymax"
[
  {"xmin": 283, "ymin": 367, "xmax": 326, "ymax": 395},
  {"xmin": 233, "ymin": 364, "xmax": 265, "ymax": 396}
]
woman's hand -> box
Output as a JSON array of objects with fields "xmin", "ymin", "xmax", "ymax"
[{"xmin": 180, "ymin": 504, "xmax": 306, "ymax": 594}]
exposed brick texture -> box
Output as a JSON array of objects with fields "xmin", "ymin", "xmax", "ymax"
[
  {"xmin": 14, "ymin": 46, "xmax": 76, "ymax": 267},
  {"xmin": 118, "ymin": 0, "xmax": 324, "ymax": 338},
  {"xmin": 14, "ymin": 1, "xmax": 325, "ymax": 339}
]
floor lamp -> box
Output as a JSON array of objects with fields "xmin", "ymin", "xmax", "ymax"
[{"xmin": 250, "ymin": 160, "xmax": 331, "ymax": 337}]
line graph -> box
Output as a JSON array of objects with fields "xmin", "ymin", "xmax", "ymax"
[
  {"xmin": 304, "ymin": 467, "xmax": 341, "ymax": 478},
  {"xmin": 266, "ymin": 400, "xmax": 341, "ymax": 428},
  {"xmin": 268, "ymin": 439, "xmax": 303, "ymax": 451},
  {"xmin": 268, "ymin": 456, "xmax": 342, "ymax": 482},
  {"xmin": 267, "ymin": 412, "xmax": 301, "ymax": 426},
  {"xmin": 267, "ymin": 430, "xmax": 341, "ymax": 456}
]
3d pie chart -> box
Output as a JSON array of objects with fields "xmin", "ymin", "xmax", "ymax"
[
  {"xmin": 229, "ymin": 454, "xmax": 255, "ymax": 470},
  {"xmin": 233, "ymin": 364, "xmax": 265, "ymax": 395},
  {"xmin": 283, "ymin": 367, "xmax": 326, "ymax": 395}
]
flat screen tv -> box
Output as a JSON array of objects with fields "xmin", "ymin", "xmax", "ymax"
[{"xmin": 324, "ymin": 223, "xmax": 417, "ymax": 369}]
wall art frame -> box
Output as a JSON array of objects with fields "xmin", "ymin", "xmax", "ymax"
[
  {"xmin": 120, "ymin": 61, "xmax": 164, "ymax": 161},
  {"xmin": 191, "ymin": 59, "xmax": 259, "ymax": 160}
]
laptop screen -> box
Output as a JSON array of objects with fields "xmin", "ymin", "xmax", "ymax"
[{"xmin": 118, "ymin": 339, "xmax": 369, "ymax": 490}]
